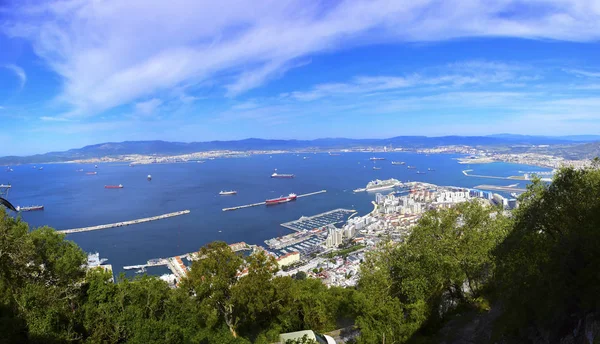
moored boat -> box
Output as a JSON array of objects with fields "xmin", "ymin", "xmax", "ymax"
[{"xmin": 265, "ymin": 193, "xmax": 297, "ymax": 205}]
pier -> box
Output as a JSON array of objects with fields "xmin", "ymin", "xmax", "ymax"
[
  {"xmin": 222, "ymin": 190, "xmax": 327, "ymax": 211},
  {"xmin": 462, "ymin": 170, "xmax": 524, "ymax": 180},
  {"xmin": 58, "ymin": 210, "xmax": 191, "ymax": 234},
  {"xmin": 474, "ymin": 184, "xmax": 528, "ymax": 193}
]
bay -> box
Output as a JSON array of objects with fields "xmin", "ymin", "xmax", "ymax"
[{"xmin": 1, "ymin": 152, "xmax": 550, "ymax": 275}]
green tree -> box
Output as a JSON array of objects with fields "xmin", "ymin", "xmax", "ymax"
[
  {"xmin": 183, "ymin": 241, "xmax": 244, "ymax": 337},
  {"xmin": 0, "ymin": 210, "xmax": 87, "ymax": 343},
  {"xmin": 494, "ymin": 166, "xmax": 600, "ymax": 340}
]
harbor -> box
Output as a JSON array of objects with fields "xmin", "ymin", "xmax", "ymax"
[
  {"xmin": 281, "ymin": 208, "xmax": 357, "ymax": 232},
  {"xmin": 58, "ymin": 210, "xmax": 191, "ymax": 234},
  {"xmin": 222, "ymin": 190, "xmax": 327, "ymax": 211}
]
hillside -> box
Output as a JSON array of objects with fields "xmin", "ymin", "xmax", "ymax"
[{"xmin": 2, "ymin": 135, "xmax": 599, "ymax": 165}]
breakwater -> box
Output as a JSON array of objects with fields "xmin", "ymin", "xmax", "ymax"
[
  {"xmin": 58, "ymin": 210, "xmax": 191, "ymax": 234},
  {"xmin": 222, "ymin": 190, "xmax": 327, "ymax": 211}
]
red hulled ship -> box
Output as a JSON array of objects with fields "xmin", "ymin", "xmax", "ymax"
[
  {"xmin": 265, "ymin": 193, "xmax": 297, "ymax": 205},
  {"xmin": 104, "ymin": 184, "xmax": 124, "ymax": 189}
]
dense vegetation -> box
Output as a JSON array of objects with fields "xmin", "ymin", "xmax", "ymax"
[{"xmin": 1, "ymin": 164, "xmax": 600, "ymax": 343}]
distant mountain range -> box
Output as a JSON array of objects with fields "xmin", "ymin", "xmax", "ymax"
[{"xmin": 2, "ymin": 135, "xmax": 600, "ymax": 165}]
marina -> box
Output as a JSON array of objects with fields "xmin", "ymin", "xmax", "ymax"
[
  {"xmin": 58, "ymin": 210, "xmax": 191, "ymax": 234},
  {"xmin": 222, "ymin": 190, "xmax": 327, "ymax": 211},
  {"xmin": 281, "ymin": 208, "xmax": 357, "ymax": 232}
]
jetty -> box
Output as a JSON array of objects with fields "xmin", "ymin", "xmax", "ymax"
[
  {"xmin": 474, "ymin": 184, "xmax": 528, "ymax": 193},
  {"xmin": 222, "ymin": 190, "xmax": 327, "ymax": 211},
  {"xmin": 58, "ymin": 210, "xmax": 191, "ymax": 234},
  {"xmin": 462, "ymin": 169, "xmax": 524, "ymax": 180}
]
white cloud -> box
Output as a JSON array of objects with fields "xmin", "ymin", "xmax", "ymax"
[
  {"xmin": 285, "ymin": 61, "xmax": 536, "ymax": 101},
  {"xmin": 134, "ymin": 98, "xmax": 163, "ymax": 115},
  {"xmin": 3, "ymin": 64, "xmax": 27, "ymax": 89},
  {"xmin": 3, "ymin": 0, "xmax": 600, "ymax": 118},
  {"xmin": 566, "ymin": 68, "xmax": 600, "ymax": 78},
  {"xmin": 40, "ymin": 116, "xmax": 71, "ymax": 122}
]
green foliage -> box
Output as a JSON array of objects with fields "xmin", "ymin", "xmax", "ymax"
[
  {"xmin": 284, "ymin": 334, "xmax": 319, "ymax": 343},
  {"xmin": 354, "ymin": 200, "xmax": 510, "ymax": 343},
  {"xmin": 494, "ymin": 166, "xmax": 600, "ymax": 339},
  {"xmin": 0, "ymin": 213, "xmax": 353, "ymax": 343},
  {"xmin": 323, "ymin": 244, "xmax": 365, "ymax": 258}
]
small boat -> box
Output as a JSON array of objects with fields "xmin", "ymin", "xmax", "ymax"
[
  {"xmin": 391, "ymin": 161, "xmax": 405, "ymax": 165},
  {"xmin": 38, "ymin": 167, "xmax": 43, "ymax": 170},
  {"xmin": 76, "ymin": 169, "xmax": 83, "ymax": 172},
  {"xmin": 369, "ymin": 157, "xmax": 385, "ymax": 161},
  {"xmin": 147, "ymin": 175, "xmax": 152, "ymax": 181},
  {"xmin": 104, "ymin": 184, "xmax": 124, "ymax": 189},
  {"xmin": 219, "ymin": 190, "xmax": 237, "ymax": 195},
  {"xmin": 427, "ymin": 168, "xmax": 435, "ymax": 171},
  {"xmin": 271, "ymin": 172, "xmax": 295, "ymax": 178},
  {"xmin": 373, "ymin": 167, "xmax": 382, "ymax": 170},
  {"xmin": 86, "ymin": 172, "xmax": 97, "ymax": 175},
  {"xmin": 510, "ymin": 192, "xmax": 519, "ymax": 198},
  {"xmin": 303, "ymin": 157, "xmax": 309, "ymax": 160},
  {"xmin": 416, "ymin": 171, "xmax": 426, "ymax": 175},
  {"xmin": 94, "ymin": 165, "xmax": 98, "ymax": 168},
  {"xmin": 407, "ymin": 166, "xmax": 416, "ymax": 169}
]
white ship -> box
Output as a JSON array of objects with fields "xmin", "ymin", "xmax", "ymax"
[
  {"xmin": 219, "ymin": 190, "xmax": 237, "ymax": 195},
  {"xmin": 86, "ymin": 252, "xmax": 108, "ymax": 268},
  {"xmin": 365, "ymin": 178, "xmax": 401, "ymax": 192}
]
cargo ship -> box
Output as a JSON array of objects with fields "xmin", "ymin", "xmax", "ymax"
[
  {"xmin": 369, "ymin": 157, "xmax": 385, "ymax": 161},
  {"xmin": 86, "ymin": 172, "xmax": 97, "ymax": 175},
  {"xmin": 219, "ymin": 190, "xmax": 237, "ymax": 195},
  {"xmin": 271, "ymin": 172, "xmax": 295, "ymax": 178},
  {"xmin": 17, "ymin": 205, "xmax": 44, "ymax": 212},
  {"xmin": 391, "ymin": 161, "xmax": 405, "ymax": 165},
  {"xmin": 104, "ymin": 184, "xmax": 123, "ymax": 189},
  {"xmin": 265, "ymin": 193, "xmax": 297, "ymax": 205}
]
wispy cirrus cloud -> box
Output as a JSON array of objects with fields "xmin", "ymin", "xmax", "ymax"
[
  {"xmin": 134, "ymin": 98, "xmax": 163, "ymax": 115},
  {"xmin": 3, "ymin": 0, "xmax": 600, "ymax": 119},
  {"xmin": 3, "ymin": 64, "xmax": 27, "ymax": 90},
  {"xmin": 565, "ymin": 68, "xmax": 600, "ymax": 78},
  {"xmin": 283, "ymin": 60, "xmax": 537, "ymax": 101}
]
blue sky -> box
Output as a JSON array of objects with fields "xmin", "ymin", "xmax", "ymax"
[{"xmin": 1, "ymin": 0, "xmax": 600, "ymax": 155}]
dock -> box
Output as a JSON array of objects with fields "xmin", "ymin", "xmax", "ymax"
[
  {"xmin": 58, "ymin": 210, "xmax": 191, "ymax": 234},
  {"xmin": 280, "ymin": 208, "xmax": 357, "ymax": 232},
  {"xmin": 462, "ymin": 170, "xmax": 524, "ymax": 180},
  {"xmin": 222, "ymin": 190, "xmax": 327, "ymax": 211},
  {"xmin": 474, "ymin": 184, "xmax": 528, "ymax": 193}
]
